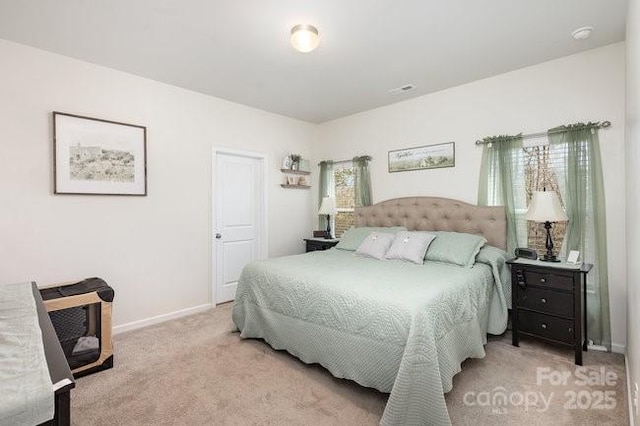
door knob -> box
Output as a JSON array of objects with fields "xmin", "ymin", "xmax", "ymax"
[{"xmin": 215, "ymin": 233, "xmax": 222, "ymax": 239}]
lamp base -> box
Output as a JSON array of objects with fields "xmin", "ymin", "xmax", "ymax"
[
  {"xmin": 540, "ymin": 221, "xmax": 560, "ymax": 262},
  {"xmin": 540, "ymin": 254, "xmax": 561, "ymax": 262},
  {"xmin": 325, "ymin": 214, "xmax": 332, "ymax": 239}
]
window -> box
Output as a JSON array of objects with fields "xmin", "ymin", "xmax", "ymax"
[
  {"xmin": 333, "ymin": 162, "xmax": 355, "ymax": 237},
  {"xmin": 319, "ymin": 156, "xmax": 370, "ymax": 238},
  {"xmin": 486, "ymin": 140, "xmax": 569, "ymax": 256}
]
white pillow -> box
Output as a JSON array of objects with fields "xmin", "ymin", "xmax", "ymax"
[
  {"xmin": 355, "ymin": 232, "xmax": 395, "ymax": 260},
  {"xmin": 384, "ymin": 231, "xmax": 437, "ymax": 264}
]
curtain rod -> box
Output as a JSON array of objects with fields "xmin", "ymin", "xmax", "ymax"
[
  {"xmin": 317, "ymin": 156, "xmax": 372, "ymax": 166},
  {"xmin": 474, "ymin": 121, "xmax": 611, "ymax": 146},
  {"xmin": 330, "ymin": 159, "xmax": 352, "ymax": 165}
]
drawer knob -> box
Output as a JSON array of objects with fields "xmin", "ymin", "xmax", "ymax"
[
  {"xmin": 541, "ymin": 323, "xmax": 548, "ymax": 329},
  {"xmin": 541, "ymin": 298, "xmax": 547, "ymax": 304},
  {"xmin": 540, "ymin": 278, "xmax": 546, "ymax": 283}
]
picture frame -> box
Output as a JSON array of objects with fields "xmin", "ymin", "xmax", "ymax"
[
  {"xmin": 53, "ymin": 112, "xmax": 147, "ymax": 195},
  {"xmin": 567, "ymin": 250, "xmax": 580, "ymax": 264},
  {"xmin": 388, "ymin": 142, "xmax": 455, "ymax": 173},
  {"xmin": 281, "ymin": 156, "xmax": 292, "ymax": 170}
]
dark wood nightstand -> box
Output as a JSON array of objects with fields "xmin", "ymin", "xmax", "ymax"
[
  {"xmin": 507, "ymin": 258, "xmax": 592, "ymax": 365},
  {"xmin": 304, "ymin": 238, "xmax": 339, "ymax": 252}
]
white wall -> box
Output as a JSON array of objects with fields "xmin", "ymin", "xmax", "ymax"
[
  {"xmin": 626, "ymin": 0, "xmax": 640, "ymax": 422},
  {"xmin": 0, "ymin": 36, "xmax": 630, "ymax": 353},
  {"xmin": 0, "ymin": 39, "xmax": 314, "ymax": 329},
  {"xmin": 313, "ymin": 43, "xmax": 627, "ymax": 352}
]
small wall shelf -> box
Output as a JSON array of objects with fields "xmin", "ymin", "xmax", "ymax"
[
  {"xmin": 280, "ymin": 168, "xmax": 310, "ymax": 176},
  {"xmin": 281, "ymin": 165, "xmax": 310, "ymax": 189}
]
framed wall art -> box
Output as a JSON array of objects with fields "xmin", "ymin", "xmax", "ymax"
[
  {"xmin": 53, "ymin": 112, "xmax": 147, "ymax": 195},
  {"xmin": 388, "ymin": 142, "xmax": 455, "ymax": 173}
]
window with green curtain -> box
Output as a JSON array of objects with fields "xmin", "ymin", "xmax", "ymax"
[
  {"xmin": 352, "ymin": 155, "xmax": 372, "ymax": 207},
  {"xmin": 318, "ymin": 156, "xmax": 372, "ymax": 237},
  {"xmin": 478, "ymin": 123, "xmax": 611, "ymax": 350}
]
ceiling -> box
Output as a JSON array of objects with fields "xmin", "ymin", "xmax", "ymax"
[{"xmin": 0, "ymin": 0, "xmax": 628, "ymax": 123}]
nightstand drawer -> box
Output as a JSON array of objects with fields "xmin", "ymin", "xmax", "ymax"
[
  {"xmin": 518, "ymin": 310, "xmax": 574, "ymax": 344},
  {"xmin": 524, "ymin": 270, "xmax": 573, "ymax": 290},
  {"xmin": 517, "ymin": 286, "xmax": 574, "ymax": 317}
]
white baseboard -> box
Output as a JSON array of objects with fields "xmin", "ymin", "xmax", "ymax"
[
  {"xmin": 113, "ymin": 303, "xmax": 212, "ymax": 334},
  {"xmin": 627, "ymin": 354, "xmax": 636, "ymax": 426},
  {"xmin": 612, "ymin": 342, "xmax": 627, "ymax": 354}
]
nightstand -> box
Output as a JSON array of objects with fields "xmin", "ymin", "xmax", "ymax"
[
  {"xmin": 507, "ymin": 258, "xmax": 592, "ymax": 365},
  {"xmin": 304, "ymin": 238, "xmax": 339, "ymax": 252}
]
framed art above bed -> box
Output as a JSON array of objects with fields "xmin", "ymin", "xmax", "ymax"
[{"xmin": 388, "ymin": 142, "xmax": 455, "ymax": 172}]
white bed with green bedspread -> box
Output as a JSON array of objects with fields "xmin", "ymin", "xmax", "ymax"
[{"xmin": 232, "ymin": 197, "xmax": 509, "ymax": 426}]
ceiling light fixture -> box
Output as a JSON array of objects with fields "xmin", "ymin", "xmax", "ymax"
[
  {"xmin": 571, "ymin": 26, "xmax": 593, "ymax": 41},
  {"xmin": 290, "ymin": 24, "xmax": 319, "ymax": 53}
]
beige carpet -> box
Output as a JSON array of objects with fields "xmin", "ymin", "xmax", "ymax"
[{"xmin": 71, "ymin": 304, "xmax": 628, "ymax": 425}]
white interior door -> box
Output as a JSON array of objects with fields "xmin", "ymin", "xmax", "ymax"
[{"xmin": 214, "ymin": 151, "xmax": 265, "ymax": 304}]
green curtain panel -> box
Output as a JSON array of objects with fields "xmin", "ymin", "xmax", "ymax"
[
  {"xmin": 352, "ymin": 156, "xmax": 372, "ymax": 207},
  {"xmin": 318, "ymin": 160, "xmax": 333, "ymax": 229},
  {"xmin": 477, "ymin": 135, "xmax": 523, "ymax": 255},
  {"xmin": 548, "ymin": 123, "xmax": 611, "ymax": 349}
]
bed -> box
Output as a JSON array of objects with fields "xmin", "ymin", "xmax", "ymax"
[{"xmin": 232, "ymin": 197, "xmax": 509, "ymax": 425}]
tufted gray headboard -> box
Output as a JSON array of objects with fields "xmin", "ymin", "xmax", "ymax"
[{"xmin": 354, "ymin": 197, "xmax": 507, "ymax": 250}]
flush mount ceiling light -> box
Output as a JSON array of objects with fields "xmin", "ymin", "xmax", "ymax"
[
  {"xmin": 571, "ymin": 26, "xmax": 593, "ymax": 41},
  {"xmin": 290, "ymin": 24, "xmax": 319, "ymax": 53}
]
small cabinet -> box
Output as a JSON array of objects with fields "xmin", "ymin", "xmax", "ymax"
[{"xmin": 507, "ymin": 258, "xmax": 592, "ymax": 365}]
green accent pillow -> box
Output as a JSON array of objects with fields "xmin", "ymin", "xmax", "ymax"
[
  {"xmin": 336, "ymin": 226, "xmax": 407, "ymax": 251},
  {"xmin": 424, "ymin": 231, "xmax": 487, "ymax": 268}
]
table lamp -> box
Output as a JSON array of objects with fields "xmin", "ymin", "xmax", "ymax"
[
  {"xmin": 525, "ymin": 190, "xmax": 568, "ymax": 262},
  {"xmin": 318, "ymin": 197, "xmax": 337, "ymax": 239}
]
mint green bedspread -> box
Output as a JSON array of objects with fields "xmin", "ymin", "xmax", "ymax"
[{"xmin": 232, "ymin": 247, "xmax": 510, "ymax": 426}]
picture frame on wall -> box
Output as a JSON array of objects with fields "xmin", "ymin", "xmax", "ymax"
[
  {"xmin": 53, "ymin": 112, "xmax": 147, "ymax": 195},
  {"xmin": 388, "ymin": 142, "xmax": 455, "ymax": 173}
]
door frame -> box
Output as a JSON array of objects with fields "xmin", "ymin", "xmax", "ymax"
[{"xmin": 211, "ymin": 147, "xmax": 268, "ymax": 306}]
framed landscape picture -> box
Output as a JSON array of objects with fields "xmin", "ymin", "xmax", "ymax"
[
  {"xmin": 53, "ymin": 112, "xmax": 147, "ymax": 195},
  {"xmin": 388, "ymin": 142, "xmax": 455, "ymax": 173}
]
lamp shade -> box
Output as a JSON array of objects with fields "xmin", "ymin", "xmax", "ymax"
[
  {"xmin": 525, "ymin": 191, "xmax": 568, "ymax": 222},
  {"xmin": 290, "ymin": 24, "xmax": 319, "ymax": 53},
  {"xmin": 318, "ymin": 197, "xmax": 337, "ymax": 215}
]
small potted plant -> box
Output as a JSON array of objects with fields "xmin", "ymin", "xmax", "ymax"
[{"xmin": 290, "ymin": 154, "xmax": 301, "ymax": 171}]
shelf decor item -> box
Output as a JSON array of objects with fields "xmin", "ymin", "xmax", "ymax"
[
  {"xmin": 53, "ymin": 112, "xmax": 147, "ymax": 195},
  {"xmin": 298, "ymin": 159, "xmax": 311, "ymax": 173},
  {"xmin": 525, "ymin": 190, "xmax": 568, "ymax": 262},
  {"xmin": 290, "ymin": 154, "xmax": 301, "ymax": 171},
  {"xmin": 281, "ymin": 156, "xmax": 292, "ymax": 169}
]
